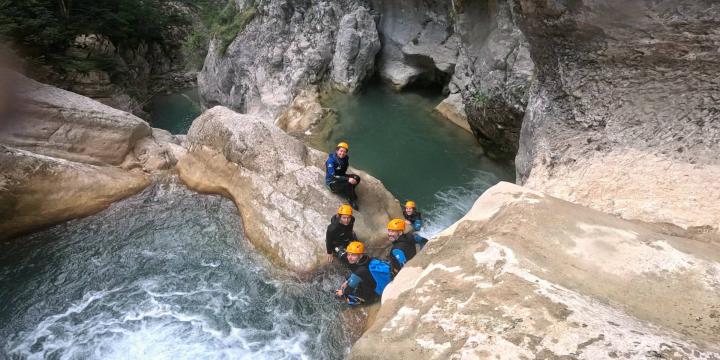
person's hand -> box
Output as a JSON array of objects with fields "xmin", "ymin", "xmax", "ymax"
[
  {"xmin": 335, "ymin": 289, "xmax": 344, "ymax": 297},
  {"xmin": 326, "ymin": 254, "xmax": 334, "ymax": 263},
  {"xmin": 405, "ymin": 220, "xmax": 412, "ymax": 225},
  {"xmin": 348, "ymin": 177, "xmax": 357, "ymax": 185}
]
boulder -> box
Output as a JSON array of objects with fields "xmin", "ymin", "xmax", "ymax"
[
  {"xmin": 275, "ymin": 86, "xmax": 325, "ymax": 135},
  {"xmin": 351, "ymin": 182, "xmax": 720, "ymax": 359},
  {"xmin": 0, "ymin": 70, "xmax": 152, "ymax": 166},
  {"xmin": 330, "ymin": 7, "xmax": 381, "ymax": 93},
  {"xmin": 0, "ymin": 145, "xmax": 149, "ymax": 240},
  {"xmin": 177, "ymin": 106, "xmax": 401, "ymax": 273},
  {"xmin": 512, "ymin": 0, "xmax": 720, "ymax": 230},
  {"xmin": 434, "ymin": 93, "xmax": 470, "ymax": 133},
  {"xmin": 132, "ymin": 128, "xmax": 182, "ymax": 172}
]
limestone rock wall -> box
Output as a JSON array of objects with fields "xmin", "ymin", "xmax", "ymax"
[
  {"xmin": 369, "ymin": 0, "xmax": 458, "ymax": 89},
  {"xmin": 198, "ymin": 0, "xmax": 533, "ymax": 154},
  {"xmin": 454, "ymin": 0, "xmax": 533, "ymax": 159},
  {"xmin": 351, "ymin": 182, "xmax": 720, "ymax": 359},
  {"xmin": 199, "ymin": 0, "xmax": 380, "ymax": 121},
  {"xmin": 177, "ymin": 106, "xmax": 401, "ymax": 273},
  {"xmin": 512, "ymin": 0, "xmax": 720, "ymax": 230}
]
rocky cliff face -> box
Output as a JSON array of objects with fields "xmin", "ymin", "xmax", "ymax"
[
  {"xmin": 351, "ymin": 182, "xmax": 720, "ymax": 359},
  {"xmin": 0, "ymin": 71, "xmax": 183, "ymax": 239},
  {"xmin": 176, "ymin": 106, "xmax": 401, "ymax": 273},
  {"xmin": 454, "ymin": 0, "xmax": 533, "ymax": 159},
  {"xmin": 198, "ymin": 0, "xmax": 533, "ymax": 153},
  {"xmin": 199, "ymin": 0, "xmax": 380, "ymax": 121},
  {"xmin": 512, "ymin": 0, "xmax": 720, "ymax": 230}
]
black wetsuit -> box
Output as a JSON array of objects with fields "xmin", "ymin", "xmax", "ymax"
[
  {"xmin": 325, "ymin": 214, "xmax": 357, "ymax": 263},
  {"xmin": 403, "ymin": 210, "xmax": 428, "ymax": 248},
  {"xmin": 343, "ymin": 255, "xmax": 378, "ymax": 303},
  {"xmin": 403, "ymin": 210, "xmax": 422, "ymax": 224},
  {"xmin": 325, "ymin": 153, "xmax": 361, "ymax": 205},
  {"xmin": 388, "ymin": 233, "xmax": 418, "ymax": 274}
]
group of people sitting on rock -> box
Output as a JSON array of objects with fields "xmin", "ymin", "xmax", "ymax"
[{"xmin": 324, "ymin": 141, "xmax": 428, "ymax": 305}]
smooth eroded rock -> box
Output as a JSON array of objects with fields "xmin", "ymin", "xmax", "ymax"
[
  {"xmin": 177, "ymin": 106, "xmax": 401, "ymax": 273},
  {"xmin": 0, "ymin": 70, "xmax": 151, "ymax": 166},
  {"xmin": 351, "ymin": 182, "xmax": 720, "ymax": 359},
  {"xmin": 0, "ymin": 145, "xmax": 150, "ymax": 240}
]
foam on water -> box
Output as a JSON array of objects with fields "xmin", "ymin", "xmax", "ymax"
[
  {"xmin": 418, "ymin": 169, "xmax": 501, "ymax": 238},
  {"xmin": 1, "ymin": 181, "xmax": 349, "ymax": 360}
]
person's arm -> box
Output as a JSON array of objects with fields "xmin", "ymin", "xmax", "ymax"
[
  {"xmin": 326, "ymin": 226, "xmax": 336, "ymax": 262},
  {"xmin": 325, "ymin": 226, "xmax": 334, "ymax": 255},
  {"xmin": 414, "ymin": 234, "xmax": 428, "ymax": 249},
  {"xmin": 344, "ymin": 273, "xmax": 362, "ymax": 294},
  {"xmin": 391, "ymin": 249, "xmax": 407, "ymax": 270},
  {"xmin": 326, "ymin": 158, "xmax": 348, "ymax": 182}
]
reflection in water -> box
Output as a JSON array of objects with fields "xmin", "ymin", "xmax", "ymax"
[{"xmin": 0, "ymin": 179, "xmax": 349, "ymax": 359}]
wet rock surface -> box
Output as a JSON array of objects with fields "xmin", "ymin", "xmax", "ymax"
[
  {"xmin": 351, "ymin": 182, "xmax": 720, "ymax": 359},
  {"xmin": 0, "ymin": 145, "xmax": 149, "ymax": 240},
  {"xmin": 0, "ymin": 72, "xmax": 183, "ymax": 239},
  {"xmin": 176, "ymin": 106, "xmax": 402, "ymax": 273},
  {"xmin": 513, "ymin": 0, "xmax": 720, "ymax": 230}
]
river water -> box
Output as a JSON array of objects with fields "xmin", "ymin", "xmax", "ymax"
[
  {"xmin": 0, "ymin": 180, "xmax": 349, "ymax": 359},
  {"xmin": 321, "ymin": 84, "xmax": 514, "ymax": 236},
  {"xmin": 0, "ymin": 85, "xmax": 513, "ymax": 359},
  {"xmin": 148, "ymin": 88, "xmax": 202, "ymax": 135}
]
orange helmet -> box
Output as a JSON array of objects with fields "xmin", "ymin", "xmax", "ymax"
[
  {"xmin": 387, "ymin": 218, "xmax": 406, "ymax": 231},
  {"xmin": 336, "ymin": 142, "xmax": 349, "ymax": 150},
  {"xmin": 405, "ymin": 200, "xmax": 416, "ymax": 208},
  {"xmin": 337, "ymin": 204, "xmax": 353, "ymax": 216},
  {"xmin": 346, "ymin": 241, "xmax": 365, "ymax": 254}
]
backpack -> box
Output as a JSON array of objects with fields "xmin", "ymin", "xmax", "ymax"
[{"xmin": 368, "ymin": 258, "xmax": 393, "ymax": 296}]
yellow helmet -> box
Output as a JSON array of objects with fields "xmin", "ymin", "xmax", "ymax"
[
  {"xmin": 346, "ymin": 241, "xmax": 365, "ymax": 254},
  {"xmin": 338, "ymin": 204, "xmax": 353, "ymax": 216},
  {"xmin": 336, "ymin": 142, "xmax": 349, "ymax": 150},
  {"xmin": 387, "ymin": 218, "xmax": 406, "ymax": 231},
  {"xmin": 405, "ymin": 200, "xmax": 416, "ymax": 208}
]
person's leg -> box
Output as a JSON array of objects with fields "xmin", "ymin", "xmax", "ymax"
[
  {"xmin": 329, "ymin": 180, "xmax": 353, "ymax": 200},
  {"xmin": 346, "ymin": 174, "xmax": 361, "ymax": 208}
]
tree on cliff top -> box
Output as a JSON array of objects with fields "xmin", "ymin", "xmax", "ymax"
[{"xmin": 0, "ymin": 0, "xmax": 188, "ymax": 59}]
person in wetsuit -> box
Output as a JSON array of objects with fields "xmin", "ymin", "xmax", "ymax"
[
  {"xmin": 403, "ymin": 200, "xmax": 428, "ymax": 249},
  {"xmin": 386, "ymin": 218, "xmax": 426, "ymax": 275},
  {"xmin": 334, "ymin": 241, "xmax": 378, "ymax": 305},
  {"xmin": 325, "ymin": 204, "xmax": 358, "ymax": 265},
  {"xmin": 325, "ymin": 142, "xmax": 361, "ymax": 210}
]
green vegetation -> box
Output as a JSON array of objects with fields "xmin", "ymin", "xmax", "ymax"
[
  {"xmin": 0, "ymin": 0, "xmax": 188, "ymax": 56},
  {"xmin": 181, "ymin": 0, "xmax": 257, "ymax": 69},
  {"xmin": 0, "ymin": 0, "xmax": 258, "ymax": 73},
  {"xmin": 471, "ymin": 90, "xmax": 489, "ymax": 106}
]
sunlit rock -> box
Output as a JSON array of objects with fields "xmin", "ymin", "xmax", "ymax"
[
  {"xmin": 0, "ymin": 145, "xmax": 149, "ymax": 240},
  {"xmin": 177, "ymin": 106, "xmax": 402, "ymax": 273},
  {"xmin": 351, "ymin": 182, "xmax": 720, "ymax": 359}
]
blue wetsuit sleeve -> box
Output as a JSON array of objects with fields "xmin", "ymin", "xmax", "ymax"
[
  {"xmin": 391, "ymin": 249, "xmax": 407, "ymax": 268},
  {"xmin": 414, "ymin": 234, "xmax": 428, "ymax": 249},
  {"xmin": 326, "ymin": 158, "xmax": 348, "ymax": 182},
  {"xmin": 343, "ymin": 273, "xmax": 362, "ymax": 295}
]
